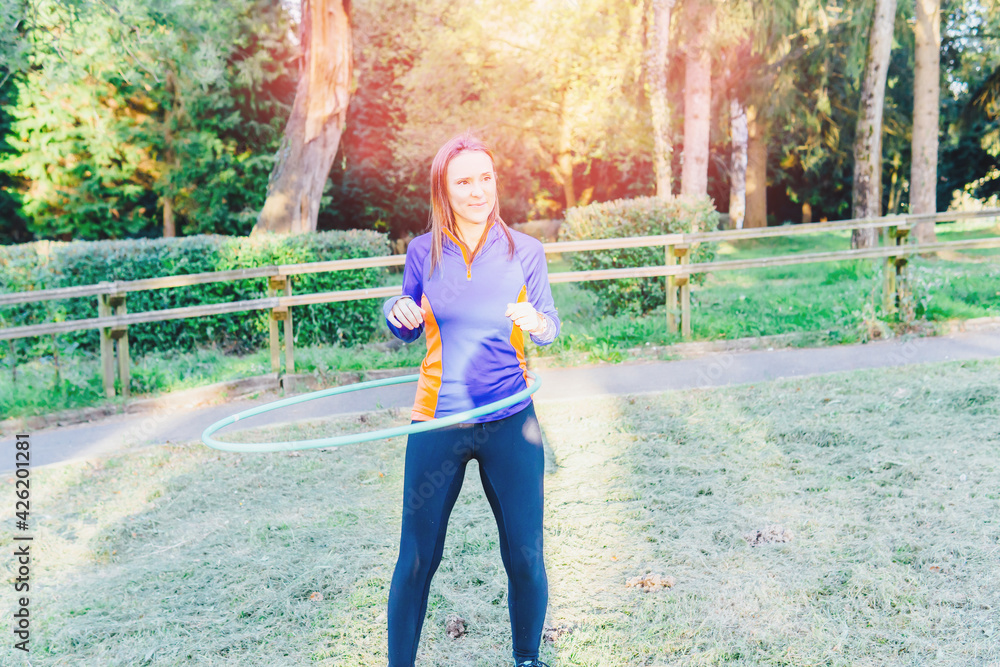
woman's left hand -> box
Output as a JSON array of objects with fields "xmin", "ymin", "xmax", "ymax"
[{"xmin": 505, "ymin": 301, "xmax": 546, "ymax": 335}]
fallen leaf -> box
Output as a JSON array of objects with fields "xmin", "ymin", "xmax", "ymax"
[
  {"xmin": 543, "ymin": 624, "xmax": 574, "ymax": 643},
  {"xmin": 445, "ymin": 614, "xmax": 466, "ymax": 639},
  {"xmin": 626, "ymin": 573, "xmax": 675, "ymax": 591},
  {"xmin": 744, "ymin": 525, "xmax": 793, "ymax": 547}
]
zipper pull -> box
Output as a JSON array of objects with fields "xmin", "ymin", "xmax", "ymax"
[{"xmin": 466, "ymin": 267, "xmax": 471, "ymax": 281}]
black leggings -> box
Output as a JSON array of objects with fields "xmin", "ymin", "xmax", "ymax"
[{"xmin": 387, "ymin": 403, "xmax": 548, "ymax": 666}]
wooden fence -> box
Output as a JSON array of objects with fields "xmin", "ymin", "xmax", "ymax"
[{"xmin": 1, "ymin": 209, "xmax": 998, "ymax": 398}]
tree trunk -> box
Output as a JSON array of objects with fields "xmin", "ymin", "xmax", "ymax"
[
  {"xmin": 745, "ymin": 104, "xmax": 767, "ymax": 228},
  {"xmin": 911, "ymin": 0, "xmax": 940, "ymax": 243},
  {"xmin": 729, "ymin": 97, "xmax": 748, "ymax": 229},
  {"xmin": 680, "ymin": 2, "xmax": 713, "ymax": 199},
  {"xmin": 886, "ymin": 164, "xmax": 904, "ymax": 214},
  {"xmin": 647, "ymin": 0, "xmax": 677, "ymax": 198},
  {"xmin": 162, "ymin": 196, "xmax": 176, "ymax": 237},
  {"xmin": 554, "ymin": 104, "xmax": 577, "ymax": 209},
  {"xmin": 162, "ymin": 69, "xmax": 181, "ymax": 238},
  {"xmin": 851, "ymin": 0, "xmax": 898, "ymax": 249},
  {"xmin": 555, "ymin": 153, "xmax": 577, "ymax": 210},
  {"xmin": 252, "ymin": 0, "xmax": 351, "ymax": 235}
]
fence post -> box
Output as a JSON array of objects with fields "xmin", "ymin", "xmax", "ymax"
[
  {"xmin": 109, "ymin": 291, "xmax": 130, "ymax": 399},
  {"xmin": 674, "ymin": 244, "xmax": 691, "ymax": 338},
  {"xmin": 268, "ymin": 276, "xmax": 286, "ymax": 375},
  {"xmin": 894, "ymin": 224, "xmax": 911, "ymax": 309},
  {"xmin": 97, "ymin": 287, "xmax": 115, "ymax": 398},
  {"xmin": 283, "ymin": 276, "xmax": 294, "ymax": 376},
  {"xmin": 883, "ymin": 224, "xmax": 897, "ymax": 314},
  {"xmin": 7, "ymin": 340, "xmax": 16, "ymax": 386},
  {"xmin": 665, "ymin": 243, "xmax": 677, "ymax": 334}
]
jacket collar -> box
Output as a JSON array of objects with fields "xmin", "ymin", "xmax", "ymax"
[{"xmin": 442, "ymin": 219, "xmax": 496, "ymax": 255}]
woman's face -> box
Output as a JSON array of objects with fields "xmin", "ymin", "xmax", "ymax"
[{"xmin": 445, "ymin": 150, "xmax": 496, "ymax": 228}]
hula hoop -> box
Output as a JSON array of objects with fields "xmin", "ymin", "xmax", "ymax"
[{"xmin": 201, "ymin": 371, "xmax": 541, "ymax": 453}]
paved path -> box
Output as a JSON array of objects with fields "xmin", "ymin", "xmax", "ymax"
[{"xmin": 3, "ymin": 329, "xmax": 999, "ymax": 474}]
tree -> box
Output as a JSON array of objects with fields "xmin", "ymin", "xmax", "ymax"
[
  {"xmin": 852, "ymin": 0, "xmax": 898, "ymax": 248},
  {"xmin": 936, "ymin": 0, "xmax": 1000, "ymax": 210},
  {"xmin": 252, "ymin": 0, "xmax": 351, "ymax": 235},
  {"xmin": 0, "ymin": 0, "xmax": 30, "ymax": 243},
  {"xmin": 680, "ymin": 0, "xmax": 714, "ymax": 201},
  {"xmin": 745, "ymin": 103, "xmax": 767, "ymax": 227},
  {"xmin": 1, "ymin": 1, "xmax": 162, "ymax": 239},
  {"xmin": 391, "ymin": 0, "xmax": 648, "ymax": 220},
  {"xmin": 319, "ymin": 0, "xmax": 425, "ymax": 240},
  {"xmin": 0, "ymin": 0, "xmax": 30, "ymax": 89},
  {"xmin": 910, "ymin": 0, "xmax": 940, "ymax": 242},
  {"xmin": 1, "ymin": 0, "xmax": 296, "ymax": 240},
  {"xmin": 728, "ymin": 98, "xmax": 748, "ymax": 228},
  {"xmin": 719, "ymin": 31, "xmax": 753, "ymax": 229},
  {"xmin": 731, "ymin": 0, "xmax": 830, "ymax": 228},
  {"xmin": 646, "ymin": 0, "xmax": 678, "ymax": 198}
]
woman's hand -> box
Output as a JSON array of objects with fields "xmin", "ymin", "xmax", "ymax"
[
  {"xmin": 388, "ymin": 296, "xmax": 425, "ymax": 330},
  {"xmin": 505, "ymin": 301, "xmax": 546, "ymax": 335}
]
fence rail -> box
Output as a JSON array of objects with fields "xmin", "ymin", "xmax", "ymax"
[
  {"xmin": 0, "ymin": 256, "xmax": 405, "ymax": 307},
  {"xmin": 5, "ymin": 209, "xmax": 996, "ymax": 307},
  {"xmin": 2, "ymin": 209, "xmax": 998, "ymax": 398},
  {"xmin": 548, "ymin": 235, "xmax": 1000, "ymax": 282}
]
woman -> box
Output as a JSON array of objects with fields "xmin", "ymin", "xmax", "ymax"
[{"xmin": 383, "ymin": 133, "xmax": 560, "ymax": 667}]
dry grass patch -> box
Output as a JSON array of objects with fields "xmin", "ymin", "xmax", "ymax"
[{"xmin": 1, "ymin": 359, "xmax": 998, "ymax": 665}]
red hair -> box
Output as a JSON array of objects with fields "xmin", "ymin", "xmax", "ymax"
[{"xmin": 427, "ymin": 133, "xmax": 515, "ymax": 275}]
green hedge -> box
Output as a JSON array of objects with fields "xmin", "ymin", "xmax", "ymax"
[
  {"xmin": 559, "ymin": 195, "xmax": 718, "ymax": 315},
  {"xmin": 0, "ymin": 231, "xmax": 390, "ymax": 362}
]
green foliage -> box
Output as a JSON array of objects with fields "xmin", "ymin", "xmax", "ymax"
[
  {"xmin": 2, "ymin": 0, "xmax": 1000, "ymax": 243},
  {"xmin": 938, "ymin": 0, "xmax": 1000, "ymax": 207},
  {"xmin": 0, "ymin": 230, "xmax": 390, "ymax": 362},
  {"xmin": 749, "ymin": 0, "xmax": 907, "ymax": 222},
  {"xmin": 0, "ymin": 0, "xmax": 295, "ymax": 240},
  {"xmin": 0, "ymin": 0, "xmax": 30, "ymax": 85},
  {"xmin": 389, "ymin": 0, "xmax": 652, "ymax": 224},
  {"xmin": 0, "ymin": 0, "xmax": 28, "ymax": 243},
  {"xmin": 0, "ymin": 76, "xmax": 27, "ymax": 243},
  {"xmin": 558, "ymin": 196, "xmax": 718, "ymax": 315},
  {"xmin": 320, "ymin": 0, "xmax": 428, "ymax": 239}
]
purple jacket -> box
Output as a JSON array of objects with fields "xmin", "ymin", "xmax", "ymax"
[{"xmin": 383, "ymin": 222, "xmax": 560, "ymax": 422}]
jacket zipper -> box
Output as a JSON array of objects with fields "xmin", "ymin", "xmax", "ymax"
[
  {"xmin": 456, "ymin": 244, "xmax": 472, "ymax": 280},
  {"xmin": 444, "ymin": 227, "xmax": 486, "ymax": 281},
  {"xmin": 454, "ymin": 236, "xmax": 473, "ymax": 280}
]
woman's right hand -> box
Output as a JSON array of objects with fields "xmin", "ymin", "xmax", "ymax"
[{"xmin": 387, "ymin": 296, "xmax": 425, "ymax": 330}]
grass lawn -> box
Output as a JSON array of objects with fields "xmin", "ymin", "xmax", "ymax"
[
  {"xmin": 538, "ymin": 218, "xmax": 1000, "ymax": 364},
  {"xmin": 3, "ymin": 358, "xmax": 998, "ymax": 665},
  {"xmin": 0, "ymin": 341, "xmax": 428, "ymax": 422}
]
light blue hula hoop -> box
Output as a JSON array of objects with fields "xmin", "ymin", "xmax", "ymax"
[{"xmin": 201, "ymin": 371, "xmax": 541, "ymax": 453}]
